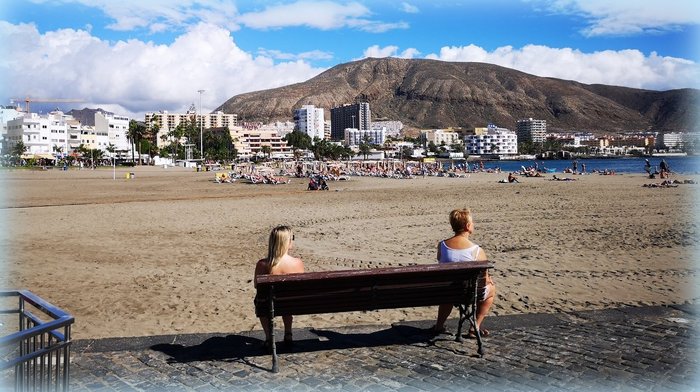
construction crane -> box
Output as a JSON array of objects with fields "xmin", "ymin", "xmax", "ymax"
[{"xmin": 10, "ymin": 97, "xmax": 84, "ymax": 113}]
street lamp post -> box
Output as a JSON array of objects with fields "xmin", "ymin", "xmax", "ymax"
[{"xmin": 198, "ymin": 89, "xmax": 205, "ymax": 162}]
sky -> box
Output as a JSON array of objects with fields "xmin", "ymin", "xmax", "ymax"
[{"xmin": 1, "ymin": 0, "xmax": 699, "ymax": 120}]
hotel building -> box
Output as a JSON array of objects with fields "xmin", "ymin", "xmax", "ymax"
[
  {"xmin": 146, "ymin": 110, "xmax": 238, "ymax": 147},
  {"xmin": 294, "ymin": 105, "xmax": 325, "ymax": 140},
  {"xmin": 465, "ymin": 125, "xmax": 518, "ymax": 155},
  {"xmin": 344, "ymin": 128, "xmax": 386, "ymax": 147},
  {"xmin": 230, "ymin": 126, "xmax": 292, "ymax": 159},
  {"xmin": 330, "ymin": 102, "xmax": 370, "ymax": 141},
  {"xmin": 516, "ymin": 118, "xmax": 547, "ymax": 143},
  {"xmin": 420, "ymin": 129, "xmax": 462, "ymax": 146}
]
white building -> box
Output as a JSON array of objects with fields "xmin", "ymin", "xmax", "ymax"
[
  {"xmin": 466, "ymin": 125, "xmax": 518, "ymax": 155},
  {"xmin": 5, "ymin": 110, "xmax": 131, "ymax": 158},
  {"xmin": 656, "ymin": 132, "xmax": 685, "ymax": 149},
  {"xmin": 294, "ymin": 105, "xmax": 325, "ymax": 140},
  {"xmin": 6, "ymin": 111, "xmax": 72, "ymax": 156},
  {"xmin": 146, "ymin": 110, "xmax": 238, "ymax": 147},
  {"xmin": 371, "ymin": 120, "xmax": 403, "ymax": 138},
  {"xmin": 1, "ymin": 105, "xmax": 23, "ymax": 152},
  {"xmin": 95, "ymin": 112, "xmax": 130, "ymax": 152},
  {"xmin": 344, "ymin": 128, "xmax": 386, "ymax": 147},
  {"xmin": 516, "ymin": 118, "xmax": 547, "ymax": 143},
  {"xmin": 421, "ymin": 129, "xmax": 462, "ymax": 146}
]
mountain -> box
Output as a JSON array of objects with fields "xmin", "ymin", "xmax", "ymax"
[{"xmin": 215, "ymin": 57, "xmax": 699, "ymax": 134}]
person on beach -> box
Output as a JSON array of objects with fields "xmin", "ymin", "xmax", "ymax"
[
  {"xmin": 659, "ymin": 159, "xmax": 670, "ymax": 179},
  {"xmin": 644, "ymin": 159, "xmax": 652, "ymax": 175},
  {"xmin": 431, "ymin": 209, "xmax": 495, "ymax": 337},
  {"xmin": 254, "ymin": 226, "xmax": 305, "ymax": 347}
]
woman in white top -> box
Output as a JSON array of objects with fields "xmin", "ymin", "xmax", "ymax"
[{"xmin": 432, "ymin": 208, "xmax": 495, "ymax": 337}]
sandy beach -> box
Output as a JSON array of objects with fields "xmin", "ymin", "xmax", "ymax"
[{"xmin": 1, "ymin": 165, "xmax": 698, "ymax": 340}]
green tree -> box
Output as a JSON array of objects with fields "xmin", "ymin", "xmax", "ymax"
[
  {"xmin": 201, "ymin": 127, "xmax": 236, "ymax": 161},
  {"xmin": 427, "ymin": 141, "xmax": 438, "ymax": 153},
  {"xmin": 400, "ymin": 145, "xmax": 413, "ymax": 160},
  {"xmin": 260, "ymin": 145, "xmax": 271, "ymax": 161},
  {"xmin": 283, "ymin": 131, "xmax": 312, "ymax": 161},
  {"xmin": 128, "ymin": 120, "xmax": 147, "ymax": 165},
  {"xmin": 358, "ymin": 135, "xmax": 373, "ymax": 160},
  {"xmin": 11, "ymin": 140, "xmax": 27, "ymax": 164}
]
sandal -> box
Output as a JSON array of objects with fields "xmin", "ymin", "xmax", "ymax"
[{"xmin": 466, "ymin": 328, "xmax": 490, "ymax": 339}]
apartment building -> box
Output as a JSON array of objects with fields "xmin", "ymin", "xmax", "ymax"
[
  {"xmin": 371, "ymin": 120, "xmax": 403, "ymax": 138},
  {"xmin": 516, "ymin": 118, "xmax": 547, "ymax": 143},
  {"xmin": 6, "ymin": 111, "xmax": 72, "ymax": 156},
  {"xmin": 95, "ymin": 112, "xmax": 130, "ymax": 152},
  {"xmin": 344, "ymin": 128, "xmax": 386, "ymax": 147},
  {"xmin": 146, "ymin": 110, "xmax": 238, "ymax": 147},
  {"xmin": 330, "ymin": 102, "xmax": 370, "ymax": 140},
  {"xmin": 294, "ymin": 105, "xmax": 325, "ymax": 140},
  {"xmin": 6, "ymin": 110, "xmax": 131, "ymax": 158},
  {"xmin": 465, "ymin": 125, "xmax": 518, "ymax": 155},
  {"xmin": 421, "ymin": 129, "xmax": 462, "ymax": 146},
  {"xmin": 229, "ymin": 126, "xmax": 292, "ymax": 159}
]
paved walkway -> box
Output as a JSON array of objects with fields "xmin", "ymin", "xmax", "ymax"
[{"xmin": 67, "ymin": 305, "xmax": 697, "ymax": 391}]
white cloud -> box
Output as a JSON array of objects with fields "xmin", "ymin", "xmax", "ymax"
[
  {"xmin": 426, "ymin": 44, "xmax": 700, "ymax": 90},
  {"xmin": 237, "ymin": 1, "xmax": 408, "ymax": 32},
  {"xmin": 400, "ymin": 2, "xmax": 419, "ymax": 14},
  {"xmin": 28, "ymin": 0, "xmax": 240, "ymax": 32},
  {"xmin": 257, "ymin": 48, "xmax": 334, "ymax": 61},
  {"xmin": 362, "ymin": 45, "xmax": 420, "ymax": 59},
  {"xmin": 0, "ymin": 22, "xmax": 326, "ymax": 119},
  {"xmin": 531, "ymin": 0, "xmax": 700, "ymax": 36}
]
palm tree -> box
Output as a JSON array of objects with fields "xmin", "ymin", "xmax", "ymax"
[
  {"xmin": 128, "ymin": 120, "xmax": 147, "ymax": 165},
  {"xmin": 12, "ymin": 140, "xmax": 26, "ymax": 164},
  {"xmin": 260, "ymin": 145, "xmax": 272, "ymax": 161}
]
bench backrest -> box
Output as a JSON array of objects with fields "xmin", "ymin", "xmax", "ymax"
[{"xmin": 255, "ymin": 262, "xmax": 492, "ymax": 317}]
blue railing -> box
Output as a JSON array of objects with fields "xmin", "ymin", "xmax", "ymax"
[{"xmin": 0, "ymin": 290, "xmax": 74, "ymax": 391}]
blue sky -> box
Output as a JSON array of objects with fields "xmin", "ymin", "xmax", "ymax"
[{"xmin": 1, "ymin": 0, "xmax": 699, "ymax": 118}]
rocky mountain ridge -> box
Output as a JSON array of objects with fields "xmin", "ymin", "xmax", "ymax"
[{"xmin": 216, "ymin": 57, "xmax": 699, "ymax": 135}]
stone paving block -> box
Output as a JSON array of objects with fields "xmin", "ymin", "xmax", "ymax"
[{"xmin": 63, "ymin": 306, "xmax": 697, "ymax": 391}]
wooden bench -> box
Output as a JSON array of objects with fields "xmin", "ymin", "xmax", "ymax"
[{"xmin": 254, "ymin": 261, "xmax": 493, "ymax": 372}]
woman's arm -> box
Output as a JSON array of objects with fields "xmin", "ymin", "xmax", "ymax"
[{"xmin": 253, "ymin": 259, "xmax": 268, "ymax": 287}]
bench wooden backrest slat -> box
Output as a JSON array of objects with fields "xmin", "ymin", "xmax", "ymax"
[{"xmin": 255, "ymin": 262, "xmax": 491, "ymax": 317}]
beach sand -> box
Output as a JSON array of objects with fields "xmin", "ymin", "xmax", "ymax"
[{"xmin": 2, "ymin": 165, "xmax": 698, "ymax": 339}]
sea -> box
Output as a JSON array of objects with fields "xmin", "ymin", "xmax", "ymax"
[{"xmin": 444, "ymin": 156, "xmax": 700, "ymax": 175}]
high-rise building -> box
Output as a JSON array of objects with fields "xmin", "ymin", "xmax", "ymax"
[
  {"xmin": 294, "ymin": 105, "xmax": 325, "ymax": 140},
  {"xmin": 516, "ymin": 118, "xmax": 546, "ymax": 143},
  {"xmin": 330, "ymin": 102, "xmax": 370, "ymax": 141}
]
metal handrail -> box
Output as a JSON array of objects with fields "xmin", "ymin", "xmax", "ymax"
[{"xmin": 1, "ymin": 289, "xmax": 74, "ymax": 391}]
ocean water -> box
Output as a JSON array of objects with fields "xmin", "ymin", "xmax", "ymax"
[{"xmin": 445, "ymin": 156, "xmax": 700, "ymax": 175}]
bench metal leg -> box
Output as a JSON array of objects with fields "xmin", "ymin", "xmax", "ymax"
[
  {"xmin": 269, "ymin": 295, "xmax": 278, "ymax": 373},
  {"xmin": 456, "ymin": 303, "xmax": 484, "ymax": 357}
]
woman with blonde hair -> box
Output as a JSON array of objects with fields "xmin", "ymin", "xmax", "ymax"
[
  {"xmin": 254, "ymin": 225, "xmax": 305, "ymax": 346},
  {"xmin": 432, "ymin": 208, "xmax": 495, "ymax": 337}
]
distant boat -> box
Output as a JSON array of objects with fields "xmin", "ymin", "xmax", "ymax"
[{"xmin": 651, "ymin": 152, "xmax": 687, "ymax": 157}]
